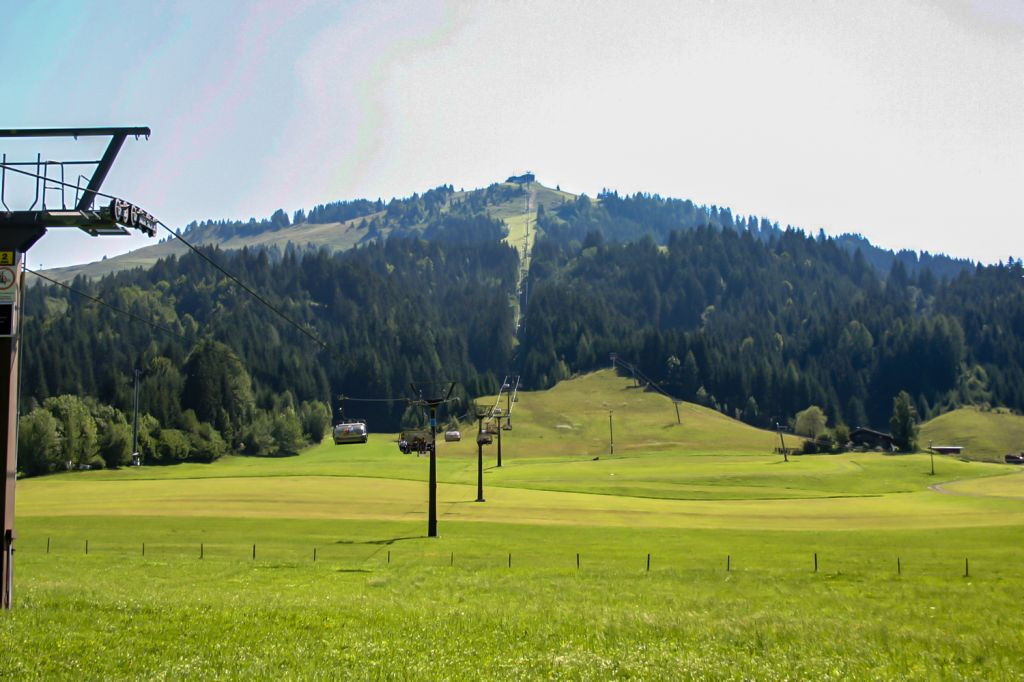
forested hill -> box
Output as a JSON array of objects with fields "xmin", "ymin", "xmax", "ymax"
[
  {"xmin": 19, "ymin": 181, "xmax": 1022, "ymax": 473},
  {"xmin": 520, "ymin": 194, "xmax": 1022, "ymax": 428}
]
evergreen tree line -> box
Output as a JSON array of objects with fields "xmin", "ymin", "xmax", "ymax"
[
  {"xmin": 520, "ymin": 194, "xmax": 1024, "ymax": 431},
  {"xmin": 20, "ymin": 214, "xmax": 517, "ymax": 474},
  {"xmin": 20, "ymin": 185, "xmax": 1017, "ymax": 474}
]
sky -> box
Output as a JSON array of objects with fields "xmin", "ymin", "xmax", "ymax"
[{"xmin": 3, "ymin": 0, "xmax": 1023, "ymax": 269}]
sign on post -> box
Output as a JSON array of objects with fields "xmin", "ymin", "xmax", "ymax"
[{"xmin": 0, "ymin": 252, "xmax": 19, "ymax": 337}]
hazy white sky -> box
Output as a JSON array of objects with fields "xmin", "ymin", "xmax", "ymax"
[{"xmin": 4, "ymin": 0, "xmax": 1023, "ymax": 268}]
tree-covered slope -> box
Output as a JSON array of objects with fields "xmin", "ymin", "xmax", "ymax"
[
  {"xmin": 22, "ymin": 181, "xmax": 1021, "ymax": 476},
  {"xmin": 519, "ymin": 193, "xmax": 1023, "ymax": 431}
]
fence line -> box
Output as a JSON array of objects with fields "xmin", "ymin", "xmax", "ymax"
[{"xmin": 22, "ymin": 539, "xmax": 987, "ymax": 579}]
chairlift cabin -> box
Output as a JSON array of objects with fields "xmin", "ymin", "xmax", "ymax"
[
  {"xmin": 333, "ymin": 420, "xmax": 368, "ymax": 445},
  {"xmin": 399, "ymin": 429, "xmax": 430, "ymax": 454}
]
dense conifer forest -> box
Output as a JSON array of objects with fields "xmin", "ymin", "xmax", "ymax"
[{"xmin": 18, "ymin": 184, "xmax": 1024, "ymax": 474}]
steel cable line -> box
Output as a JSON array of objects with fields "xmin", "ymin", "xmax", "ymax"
[
  {"xmin": 3, "ymin": 163, "xmax": 471, "ymax": 407},
  {"xmin": 0, "ymin": 162, "xmax": 333, "ymax": 356},
  {"xmin": 26, "ymin": 267, "xmax": 192, "ymax": 343},
  {"xmin": 155, "ymin": 219, "xmax": 337, "ymax": 356},
  {"xmin": 9, "ymin": 163, "xmax": 485, "ymax": 548}
]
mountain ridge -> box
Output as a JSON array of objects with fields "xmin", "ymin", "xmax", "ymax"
[{"xmin": 44, "ymin": 179, "xmax": 974, "ymax": 282}]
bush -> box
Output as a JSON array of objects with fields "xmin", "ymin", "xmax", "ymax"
[
  {"xmin": 299, "ymin": 401, "xmax": 332, "ymax": 444},
  {"xmin": 156, "ymin": 429, "xmax": 192, "ymax": 462},
  {"xmin": 188, "ymin": 422, "xmax": 227, "ymax": 462}
]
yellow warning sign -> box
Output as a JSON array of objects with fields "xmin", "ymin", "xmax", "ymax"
[{"xmin": 0, "ymin": 252, "xmax": 13, "ymax": 266}]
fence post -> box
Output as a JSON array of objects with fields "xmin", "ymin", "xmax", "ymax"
[
  {"xmin": 46, "ymin": 537, "xmax": 50, "ymax": 554},
  {"xmin": 814, "ymin": 552, "xmax": 818, "ymax": 573},
  {"xmin": 508, "ymin": 553, "xmax": 511, "ymax": 568},
  {"xmin": 200, "ymin": 543, "xmax": 204, "ymax": 560},
  {"xmin": 252, "ymin": 544, "xmax": 256, "ymax": 560},
  {"xmin": 313, "ymin": 547, "xmax": 317, "ymax": 562},
  {"xmin": 965, "ymin": 557, "xmax": 970, "ymax": 578},
  {"xmin": 142, "ymin": 542, "xmax": 145, "ymax": 557},
  {"xmin": 576, "ymin": 552, "xmax": 580, "ymax": 570},
  {"xmin": 727, "ymin": 555, "xmax": 731, "ymax": 572},
  {"xmin": 646, "ymin": 553, "xmax": 650, "ymax": 572},
  {"xmin": 897, "ymin": 557, "xmax": 901, "ymax": 575},
  {"xmin": 85, "ymin": 540, "xmax": 89, "ymax": 555}
]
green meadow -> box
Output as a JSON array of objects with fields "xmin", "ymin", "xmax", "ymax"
[{"xmin": 4, "ymin": 370, "xmax": 1024, "ymax": 679}]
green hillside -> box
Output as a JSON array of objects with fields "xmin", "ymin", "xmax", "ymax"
[
  {"xmin": 921, "ymin": 407, "xmax": 1024, "ymax": 462},
  {"xmin": 20, "ymin": 369, "xmax": 1018, "ymax": 520},
  {"xmin": 469, "ymin": 369, "xmax": 773, "ymax": 458}
]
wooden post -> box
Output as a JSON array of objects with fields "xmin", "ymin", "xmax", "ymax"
[
  {"xmin": 576, "ymin": 552, "xmax": 580, "ymax": 570},
  {"xmin": 252, "ymin": 544, "xmax": 256, "ymax": 560},
  {"xmin": 897, "ymin": 557, "xmax": 901, "ymax": 575},
  {"xmin": 46, "ymin": 537, "xmax": 49, "ymax": 554},
  {"xmin": 142, "ymin": 542, "xmax": 145, "ymax": 557},
  {"xmin": 85, "ymin": 540, "xmax": 89, "ymax": 555},
  {"xmin": 313, "ymin": 547, "xmax": 317, "ymax": 562},
  {"xmin": 646, "ymin": 553, "xmax": 650, "ymax": 572},
  {"xmin": 965, "ymin": 558, "xmax": 970, "ymax": 578},
  {"xmin": 814, "ymin": 552, "xmax": 818, "ymax": 573},
  {"xmin": 387, "ymin": 550, "xmax": 390, "ymax": 565},
  {"xmin": 727, "ymin": 555, "xmax": 731, "ymax": 572},
  {"xmin": 508, "ymin": 553, "xmax": 511, "ymax": 568}
]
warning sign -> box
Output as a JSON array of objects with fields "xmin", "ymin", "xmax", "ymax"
[
  {"xmin": 0, "ymin": 252, "xmax": 14, "ymax": 266},
  {"xmin": 0, "ymin": 267, "xmax": 15, "ymax": 291}
]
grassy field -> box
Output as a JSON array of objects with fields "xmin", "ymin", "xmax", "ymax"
[
  {"xmin": 921, "ymin": 406, "xmax": 1024, "ymax": 462},
  {"xmin": 4, "ymin": 371, "xmax": 1024, "ymax": 678}
]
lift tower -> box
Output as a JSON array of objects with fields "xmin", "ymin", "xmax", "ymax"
[
  {"xmin": 409, "ymin": 381, "xmax": 456, "ymax": 538},
  {"xmin": 0, "ymin": 127, "xmax": 156, "ymax": 608}
]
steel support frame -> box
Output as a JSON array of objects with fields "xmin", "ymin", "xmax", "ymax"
[{"xmin": 0, "ymin": 226, "xmax": 46, "ymax": 609}]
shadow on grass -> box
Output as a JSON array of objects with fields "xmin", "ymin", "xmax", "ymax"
[{"xmin": 334, "ymin": 536, "xmax": 424, "ymax": 546}]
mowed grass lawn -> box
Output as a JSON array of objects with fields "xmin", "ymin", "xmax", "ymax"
[{"xmin": 5, "ymin": 371, "xmax": 1024, "ymax": 678}]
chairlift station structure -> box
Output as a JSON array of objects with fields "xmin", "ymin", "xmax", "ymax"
[{"xmin": 0, "ymin": 126, "xmax": 157, "ymax": 608}]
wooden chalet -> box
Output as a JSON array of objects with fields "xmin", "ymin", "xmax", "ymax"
[{"xmin": 849, "ymin": 427, "xmax": 897, "ymax": 451}]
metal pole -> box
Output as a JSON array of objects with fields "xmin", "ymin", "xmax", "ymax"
[
  {"xmin": 476, "ymin": 416, "xmax": 485, "ymax": 502},
  {"xmin": 609, "ymin": 411, "xmax": 614, "ymax": 455},
  {"xmin": 0, "ymin": 249, "xmax": 37, "ymax": 609},
  {"xmin": 428, "ymin": 405, "xmax": 438, "ymax": 537},
  {"xmin": 496, "ymin": 416, "xmax": 503, "ymax": 468},
  {"xmin": 132, "ymin": 367, "xmax": 141, "ymax": 458}
]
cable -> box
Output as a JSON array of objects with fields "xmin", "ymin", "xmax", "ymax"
[
  {"xmin": 0, "ymin": 162, "xmax": 333, "ymax": 357},
  {"xmin": 158, "ymin": 220, "xmax": 334, "ymax": 355},
  {"xmin": 343, "ymin": 397, "xmax": 408, "ymax": 403},
  {"xmin": 26, "ymin": 267, "xmax": 192, "ymax": 343},
  {"xmin": 614, "ymin": 357, "xmax": 680, "ymax": 402},
  {"xmin": 4, "ymin": 163, "xmax": 480, "ymax": 409}
]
